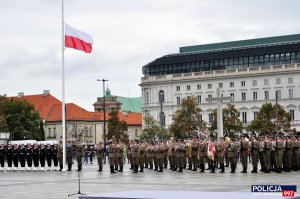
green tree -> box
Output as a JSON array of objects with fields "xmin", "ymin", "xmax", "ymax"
[
  {"xmin": 247, "ymin": 102, "xmax": 291, "ymax": 136},
  {"xmin": 4, "ymin": 99, "xmax": 41, "ymax": 140},
  {"xmin": 140, "ymin": 116, "xmax": 160, "ymax": 141},
  {"xmin": 40, "ymin": 120, "xmax": 45, "ymax": 141},
  {"xmin": 169, "ymin": 96, "xmax": 204, "ymax": 139},
  {"xmin": 209, "ymin": 103, "xmax": 243, "ymax": 138},
  {"xmin": 0, "ymin": 95, "xmax": 8, "ymax": 131},
  {"xmin": 107, "ymin": 110, "xmax": 129, "ymax": 143}
]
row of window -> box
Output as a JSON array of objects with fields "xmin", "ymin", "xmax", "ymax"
[
  {"xmin": 47, "ymin": 126, "xmax": 93, "ymax": 137},
  {"xmin": 176, "ymin": 77, "xmax": 293, "ymax": 91}
]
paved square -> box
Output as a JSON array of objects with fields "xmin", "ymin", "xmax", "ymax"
[{"xmin": 0, "ymin": 162, "xmax": 299, "ymax": 199}]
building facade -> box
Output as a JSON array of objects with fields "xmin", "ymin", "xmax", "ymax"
[{"xmin": 140, "ymin": 34, "xmax": 300, "ymax": 132}]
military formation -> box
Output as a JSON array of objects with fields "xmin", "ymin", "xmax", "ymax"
[{"xmin": 0, "ymin": 135, "xmax": 299, "ymax": 175}]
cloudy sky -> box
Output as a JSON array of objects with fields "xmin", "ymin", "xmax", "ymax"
[{"xmin": 1, "ymin": 0, "xmax": 300, "ymax": 111}]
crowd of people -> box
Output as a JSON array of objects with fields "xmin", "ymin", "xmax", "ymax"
[{"xmin": 0, "ymin": 135, "xmax": 299, "ymax": 175}]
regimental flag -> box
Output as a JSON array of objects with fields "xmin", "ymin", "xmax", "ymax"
[
  {"xmin": 64, "ymin": 24, "xmax": 93, "ymax": 53},
  {"xmin": 207, "ymin": 141, "xmax": 216, "ymax": 161}
]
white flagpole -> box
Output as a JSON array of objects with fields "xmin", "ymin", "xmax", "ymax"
[{"xmin": 62, "ymin": 0, "xmax": 66, "ymax": 171}]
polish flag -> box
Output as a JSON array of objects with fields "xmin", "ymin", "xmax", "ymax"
[{"xmin": 65, "ymin": 24, "xmax": 93, "ymax": 53}]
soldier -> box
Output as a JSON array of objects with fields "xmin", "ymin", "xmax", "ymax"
[
  {"xmin": 96, "ymin": 142, "xmax": 104, "ymax": 172},
  {"xmin": 146, "ymin": 142, "xmax": 154, "ymax": 170},
  {"xmin": 258, "ymin": 137, "xmax": 265, "ymax": 172},
  {"xmin": 217, "ymin": 137, "xmax": 225, "ymax": 173},
  {"xmin": 131, "ymin": 139, "xmax": 139, "ymax": 173},
  {"xmin": 138, "ymin": 141, "xmax": 146, "ymax": 172},
  {"xmin": 153, "ymin": 141, "xmax": 158, "ymax": 171},
  {"xmin": 26, "ymin": 143, "xmax": 33, "ymax": 171},
  {"xmin": 46, "ymin": 143, "xmax": 53, "ymax": 171},
  {"xmin": 6, "ymin": 144, "xmax": 13, "ymax": 171},
  {"xmin": 240, "ymin": 135, "xmax": 250, "ymax": 173},
  {"xmin": 57, "ymin": 141, "xmax": 63, "ymax": 171},
  {"xmin": 176, "ymin": 139, "xmax": 186, "ymax": 172},
  {"xmin": 12, "ymin": 144, "xmax": 19, "ymax": 171},
  {"xmin": 250, "ymin": 136, "xmax": 260, "ymax": 173},
  {"xmin": 227, "ymin": 138, "xmax": 239, "ymax": 173},
  {"xmin": 157, "ymin": 140, "xmax": 165, "ymax": 172},
  {"xmin": 270, "ymin": 136, "xmax": 276, "ymax": 172},
  {"xmin": 40, "ymin": 144, "xmax": 46, "ymax": 171},
  {"xmin": 0, "ymin": 144, "xmax": 5, "ymax": 171},
  {"xmin": 66, "ymin": 142, "xmax": 73, "ymax": 171},
  {"xmin": 76, "ymin": 141, "xmax": 84, "ymax": 171},
  {"xmin": 168, "ymin": 139, "xmax": 176, "ymax": 171},
  {"xmin": 224, "ymin": 137, "xmax": 230, "ymax": 167},
  {"xmin": 285, "ymin": 136, "xmax": 294, "ymax": 172},
  {"xmin": 207, "ymin": 138, "xmax": 216, "ymax": 173},
  {"xmin": 163, "ymin": 141, "xmax": 168, "ymax": 169},
  {"xmin": 127, "ymin": 142, "xmax": 132, "ymax": 169},
  {"xmin": 19, "ymin": 144, "xmax": 26, "ymax": 171},
  {"xmin": 191, "ymin": 137, "xmax": 198, "ymax": 171},
  {"xmin": 116, "ymin": 140, "xmax": 125, "ymax": 172},
  {"xmin": 198, "ymin": 138, "xmax": 207, "ymax": 173},
  {"xmin": 275, "ymin": 136, "xmax": 284, "ymax": 173},
  {"xmin": 186, "ymin": 139, "xmax": 192, "ymax": 170},
  {"xmin": 108, "ymin": 140, "xmax": 116, "ymax": 173},
  {"xmin": 264, "ymin": 136, "xmax": 273, "ymax": 173},
  {"xmin": 292, "ymin": 136, "xmax": 299, "ymax": 171},
  {"xmin": 52, "ymin": 144, "xmax": 58, "ymax": 170},
  {"xmin": 32, "ymin": 143, "xmax": 39, "ymax": 171}
]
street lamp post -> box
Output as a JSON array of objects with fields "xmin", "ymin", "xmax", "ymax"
[
  {"xmin": 275, "ymin": 90, "xmax": 279, "ymax": 137},
  {"xmin": 97, "ymin": 79, "xmax": 108, "ymax": 149},
  {"xmin": 159, "ymin": 91, "xmax": 164, "ymax": 140}
]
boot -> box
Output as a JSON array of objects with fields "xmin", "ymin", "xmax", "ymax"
[
  {"xmin": 67, "ymin": 164, "xmax": 72, "ymax": 171},
  {"xmin": 110, "ymin": 165, "xmax": 116, "ymax": 173},
  {"xmin": 98, "ymin": 166, "xmax": 102, "ymax": 172},
  {"xmin": 153, "ymin": 166, "xmax": 158, "ymax": 171},
  {"xmin": 149, "ymin": 165, "xmax": 153, "ymax": 170},
  {"xmin": 219, "ymin": 164, "xmax": 225, "ymax": 173},
  {"xmin": 172, "ymin": 166, "xmax": 177, "ymax": 171},
  {"xmin": 244, "ymin": 167, "xmax": 247, "ymax": 173},
  {"xmin": 59, "ymin": 164, "xmax": 63, "ymax": 171},
  {"xmin": 199, "ymin": 164, "xmax": 204, "ymax": 173},
  {"xmin": 115, "ymin": 165, "xmax": 118, "ymax": 171},
  {"xmin": 251, "ymin": 167, "xmax": 258, "ymax": 173},
  {"xmin": 210, "ymin": 166, "xmax": 215, "ymax": 173},
  {"xmin": 183, "ymin": 165, "xmax": 186, "ymax": 169},
  {"xmin": 230, "ymin": 165, "xmax": 234, "ymax": 173},
  {"xmin": 139, "ymin": 165, "xmax": 144, "ymax": 172},
  {"xmin": 158, "ymin": 167, "xmax": 163, "ymax": 172},
  {"xmin": 119, "ymin": 166, "xmax": 123, "ymax": 172},
  {"xmin": 76, "ymin": 166, "xmax": 81, "ymax": 171},
  {"xmin": 192, "ymin": 166, "xmax": 197, "ymax": 171},
  {"xmin": 276, "ymin": 167, "xmax": 282, "ymax": 173},
  {"xmin": 177, "ymin": 167, "xmax": 183, "ymax": 172},
  {"xmin": 240, "ymin": 167, "xmax": 246, "ymax": 173}
]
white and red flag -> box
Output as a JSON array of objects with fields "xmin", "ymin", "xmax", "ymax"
[
  {"xmin": 64, "ymin": 24, "xmax": 93, "ymax": 53},
  {"xmin": 207, "ymin": 141, "xmax": 216, "ymax": 161}
]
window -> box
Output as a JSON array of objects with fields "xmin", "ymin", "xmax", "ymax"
[
  {"xmin": 264, "ymin": 79, "xmax": 269, "ymax": 85},
  {"xmin": 197, "ymin": 84, "xmax": 201, "ymax": 90},
  {"xmin": 145, "ymin": 91, "xmax": 149, "ymax": 105},
  {"xmin": 241, "ymin": 81, "xmax": 246, "ymax": 87},
  {"xmin": 159, "ymin": 90, "xmax": 165, "ymax": 102},
  {"xmin": 176, "ymin": 96, "xmax": 181, "ymax": 105},
  {"xmin": 230, "ymin": 82, "xmax": 234, "ymax": 88},
  {"xmin": 208, "ymin": 84, "xmax": 212, "ymax": 89},
  {"xmin": 219, "ymin": 83, "xmax": 223, "ymax": 88},
  {"xmin": 276, "ymin": 78, "xmax": 281, "ymax": 84},
  {"xmin": 176, "ymin": 86, "xmax": 180, "ymax": 91},
  {"xmin": 289, "ymin": 110, "xmax": 295, "ymax": 121},
  {"xmin": 288, "ymin": 89, "xmax": 293, "ymax": 98},
  {"xmin": 264, "ymin": 91, "xmax": 269, "ymax": 100},
  {"xmin": 252, "ymin": 80, "xmax": 257, "ymax": 86},
  {"xmin": 241, "ymin": 92, "xmax": 246, "ymax": 101},
  {"xmin": 209, "ymin": 114, "xmax": 213, "ymax": 124},
  {"xmin": 208, "ymin": 94, "xmax": 212, "ymax": 103},
  {"xmin": 288, "ymin": 77, "xmax": 293, "ymax": 84},
  {"xmin": 253, "ymin": 91, "xmax": 258, "ymax": 101},
  {"xmin": 230, "ymin": 93, "xmax": 235, "ymax": 102},
  {"xmin": 275, "ymin": 90, "xmax": 281, "ymax": 99},
  {"xmin": 187, "ymin": 85, "xmax": 191, "ymax": 91},
  {"xmin": 48, "ymin": 128, "xmax": 52, "ymax": 137},
  {"xmin": 53, "ymin": 127, "xmax": 56, "ymax": 137},
  {"xmin": 253, "ymin": 112, "xmax": 258, "ymax": 120},
  {"xmin": 197, "ymin": 95, "xmax": 202, "ymax": 104},
  {"xmin": 242, "ymin": 112, "xmax": 247, "ymax": 124}
]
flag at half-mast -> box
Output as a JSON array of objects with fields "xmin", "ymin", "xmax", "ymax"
[
  {"xmin": 65, "ymin": 24, "xmax": 93, "ymax": 53},
  {"xmin": 207, "ymin": 141, "xmax": 216, "ymax": 161}
]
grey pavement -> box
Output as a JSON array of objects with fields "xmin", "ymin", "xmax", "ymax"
[{"xmin": 0, "ymin": 161, "xmax": 299, "ymax": 199}]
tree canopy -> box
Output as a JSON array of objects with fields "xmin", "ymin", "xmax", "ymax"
[{"xmin": 107, "ymin": 110, "xmax": 129, "ymax": 143}]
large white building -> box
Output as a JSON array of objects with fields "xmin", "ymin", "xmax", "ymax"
[{"xmin": 140, "ymin": 34, "xmax": 300, "ymax": 132}]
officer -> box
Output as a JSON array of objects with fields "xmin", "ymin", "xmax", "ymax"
[
  {"xmin": 198, "ymin": 137, "xmax": 207, "ymax": 173},
  {"xmin": 146, "ymin": 142, "xmax": 154, "ymax": 170},
  {"xmin": 52, "ymin": 144, "xmax": 58, "ymax": 170},
  {"xmin": 66, "ymin": 141, "xmax": 73, "ymax": 171},
  {"xmin": 131, "ymin": 139, "xmax": 139, "ymax": 173},
  {"xmin": 217, "ymin": 137, "xmax": 225, "ymax": 173},
  {"xmin": 96, "ymin": 142, "xmax": 104, "ymax": 172},
  {"xmin": 57, "ymin": 141, "xmax": 63, "ymax": 171},
  {"xmin": 32, "ymin": 143, "xmax": 40, "ymax": 171},
  {"xmin": 0, "ymin": 144, "xmax": 5, "ymax": 171},
  {"xmin": 264, "ymin": 136, "xmax": 273, "ymax": 173},
  {"xmin": 6, "ymin": 144, "xmax": 13, "ymax": 171},
  {"xmin": 258, "ymin": 137, "xmax": 265, "ymax": 172},
  {"xmin": 26, "ymin": 143, "xmax": 33, "ymax": 171},
  {"xmin": 240, "ymin": 135, "xmax": 250, "ymax": 173},
  {"xmin": 138, "ymin": 141, "xmax": 145, "ymax": 172},
  {"xmin": 12, "ymin": 144, "xmax": 19, "ymax": 171},
  {"xmin": 46, "ymin": 143, "xmax": 53, "ymax": 171},
  {"xmin": 76, "ymin": 141, "xmax": 84, "ymax": 171},
  {"xmin": 157, "ymin": 140, "xmax": 165, "ymax": 172},
  {"xmin": 250, "ymin": 136, "xmax": 260, "ymax": 173},
  {"xmin": 19, "ymin": 144, "xmax": 26, "ymax": 171},
  {"xmin": 116, "ymin": 139, "xmax": 125, "ymax": 172},
  {"xmin": 107, "ymin": 140, "xmax": 116, "ymax": 173},
  {"xmin": 176, "ymin": 139, "xmax": 186, "ymax": 172},
  {"xmin": 191, "ymin": 136, "xmax": 199, "ymax": 171},
  {"xmin": 40, "ymin": 144, "xmax": 46, "ymax": 171},
  {"xmin": 227, "ymin": 138, "xmax": 239, "ymax": 173},
  {"xmin": 275, "ymin": 136, "xmax": 284, "ymax": 173}
]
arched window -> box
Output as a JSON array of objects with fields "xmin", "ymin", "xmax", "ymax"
[{"xmin": 158, "ymin": 90, "xmax": 165, "ymax": 103}]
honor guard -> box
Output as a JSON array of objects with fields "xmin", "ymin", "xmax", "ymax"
[
  {"xmin": 32, "ymin": 143, "xmax": 39, "ymax": 171},
  {"xmin": 191, "ymin": 137, "xmax": 199, "ymax": 171},
  {"xmin": 108, "ymin": 140, "xmax": 116, "ymax": 173},
  {"xmin": 26, "ymin": 143, "xmax": 33, "ymax": 171},
  {"xmin": 138, "ymin": 141, "xmax": 146, "ymax": 172},
  {"xmin": 19, "ymin": 144, "xmax": 26, "ymax": 171},
  {"xmin": 66, "ymin": 142, "xmax": 73, "ymax": 171},
  {"xmin": 250, "ymin": 136, "xmax": 260, "ymax": 173},
  {"xmin": 285, "ymin": 136, "xmax": 294, "ymax": 172},
  {"xmin": 198, "ymin": 138, "xmax": 207, "ymax": 173},
  {"xmin": 12, "ymin": 144, "xmax": 19, "ymax": 171},
  {"xmin": 227, "ymin": 138, "xmax": 239, "ymax": 173},
  {"xmin": 40, "ymin": 144, "xmax": 46, "ymax": 171},
  {"xmin": 96, "ymin": 142, "xmax": 104, "ymax": 172},
  {"xmin": 240, "ymin": 135, "xmax": 250, "ymax": 173},
  {"xmin": 57, "ymin": 141, "xmax": 63, "ymax": 171},
  {"xmin": 0, "ymin": 144, "xmax": 5, "ymax": 171},
  {"xmin": 217, "ymin": 137, "xmax": 225, "ymax": 173},
  {"xmin": 264, "ymin": 136, "xmax": 273, "ymax": 173},
  {"xmin": 46, "ymin": 143, "xmax": 53, "ymax": 171},
  {"xmin": 116, "ymin": 140, "xmax": 125, "ymax": 172},
  {"xmin": 292, "ymin": 136, "xmax": 299, "ymax": 171},
  {"xmin": 131, "ymin": 139, "xmax": 139, "ymax": 173},
  {"xmin": 275, "ymin": 136, "xmax": 284, "ymax": 173},
  {"xmin": 6, "ymin": 144, "xmax": 13, "ymax": 171},
  {"xmin": 76, "ymin": 141, "xmax": 84, "ymax": 171},
  {"xmin": 176, "ymin": 139, "xmax": 186, "ymax": 172},
  {"xmin": 52, "ymin": 144, "xmax": 58, "ymax": 170},
  {"xmin": 157, "ymin": 140, "xmax": 165, "ymax": 172}
]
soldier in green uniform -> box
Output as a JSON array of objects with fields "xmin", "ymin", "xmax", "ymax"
[
  {"xmin": 108, "ymin": 140, "xmax": 116, "ymax": 173},
  {"xmin": 198, "ymin": 138, "xmax": 207, "ymax": 173},
  {"xmin": 259, "ymin": 137, "xmax": 266, "ymax": 172},
  {"xmin": 275, "ymin": 136, "xmax": 285, "ymax": 173},
  {"xmin": 176, "ymin": 139, "xmax": 186, "ymax": 172},
  {"xmin": 250, "ymin": 136, "xmax": 259, "ymax": 173},
  {"xmin": 285, "ymin": 136, "xmax": 294, "ymax": 172},
  {"xmin": 292, "ymin": 136, "xmax": 299, "ymax": 171},
  {"xmin": 227, "ymin": 138, "xmax": 239, "ymax": 173},
  {"xmin": 57, "ymin": 141, "xmax": 63, "ymax": 171},
  {"xmin": 217, "ymin": 137, "xmax": 225, "ymax": 173},
  {"xmin": 116, "ymin": 140, "xmax": 125, "ymax": 172},
  {"xmin": 66, "ymin": 141, "xmax": 73, "ymax": 171},
  {"xmin": 96, "ymin": 142, "xmax": 104, "ymax": 172},
  {"xmin": 240, "ymin": 135, "xmax": 249, "ymax": 173},
  {"xmin": 157, "ymin": 140, "xmax": 165, "ymax": 172},
  {"xmin": 264, "ymin": 136, "xmax": 273, "ymax": 173},
  {"xmin": 146, "ymin": 142, "xmax": 154, "ymax": 170},
  {"xmin": 131, "ymin": 139, "xmax": 139, "ymax": 173},
  {"xmin": 76, "ymin": 141, "xmax": 84, "ymax": 171},
  {"xmin": 138, "ymin": 141, "xmax": 146, "ymax": 172},
  {"xmin": 191, "ymin": 137, "xmax": 198, "ymax": 171}
]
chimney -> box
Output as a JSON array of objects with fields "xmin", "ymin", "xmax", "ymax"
[
  {"xmin": 18, "ymin": 92, "xmax": 24, "ymax": 98},
  {"xmin": 43, "ymin": 90, "xmax": 50, "ymax": 96}
]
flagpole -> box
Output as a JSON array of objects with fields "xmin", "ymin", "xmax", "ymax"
[{"xmin": 62, "ymin": 0, "xmax": 66, "ymax": 171}]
